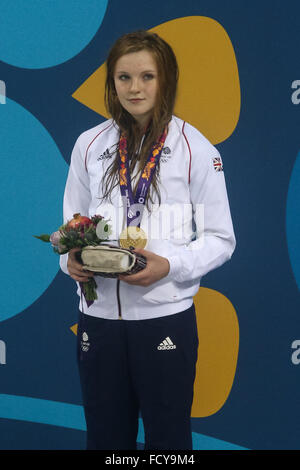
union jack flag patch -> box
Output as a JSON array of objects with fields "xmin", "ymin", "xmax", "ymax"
[{"xmin": 213, "ymin": 157, "xmax": 223, "ymax": 172}]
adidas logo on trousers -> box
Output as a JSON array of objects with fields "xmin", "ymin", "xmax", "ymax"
[{"xmin": 157, "ymin": 337, "xmax": 176, "ymax": 350}]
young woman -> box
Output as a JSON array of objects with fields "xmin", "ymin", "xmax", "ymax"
[{"xmin": 60, "ymin": 31, "xmax": 236, "ymax": 450}]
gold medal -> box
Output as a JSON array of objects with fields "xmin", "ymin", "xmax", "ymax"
[{"xmin": 119, "ymin": 226, "xmax": 148, "ymax": 249}]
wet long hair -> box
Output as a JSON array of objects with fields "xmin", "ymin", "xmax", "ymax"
[{"xmin": 101, "ymin": 30, "xmax": 179, "ymax": 208}]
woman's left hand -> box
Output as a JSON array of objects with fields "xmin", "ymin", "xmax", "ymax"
[{"xmin": 118, "ymin": 247, "xmax": 170, "ymax": 287}]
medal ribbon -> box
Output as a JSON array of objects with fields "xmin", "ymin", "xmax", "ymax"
[{"xmin": 119, "ymin": 127, "xmax": 167, "ymax": 228}]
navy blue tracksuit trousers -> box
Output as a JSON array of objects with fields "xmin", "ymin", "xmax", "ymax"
[{"xmin": 76, "ymin": 303, "xmax": 199, "ymax": 450}]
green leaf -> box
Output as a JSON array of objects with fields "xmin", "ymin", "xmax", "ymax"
[
  {"xmin": 33, "ymin": 234, "xmax": 50, "ymax": 242},
  {"xmin": 82, "ymin": 278, "xmax": 98, "ymax": 301}
]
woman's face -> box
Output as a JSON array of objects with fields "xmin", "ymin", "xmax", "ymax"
[{"xmin": 114, "ymin": 49, "xmax": 158, "ymax": 129}]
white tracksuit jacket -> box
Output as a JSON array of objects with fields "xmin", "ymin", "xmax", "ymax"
[{"xmin": 60, "ymin": 115, "xmax": 236, "ymax": 320}]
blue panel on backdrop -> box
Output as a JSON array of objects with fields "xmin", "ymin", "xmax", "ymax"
[
  {"xmin": 0, "ymin": 0, "xmax": 109, "ymax": 68},
  {"xmin": 0, "ymin": 395, "xmax": 247, "ymax": 450},
  {"xmin": 0, "ymin": 394, "xmax": 86, "ymax": 431},
  {"xmin": 286, "ymin": 150, "xmax": 300, "ymax": 291},
  {"xmin": 0, "ymin": 98, "xmax": 68, "ymax": 321},
  {"xmin": 0, "ymin": 418, "xmax": 86, "ymax": 450}
]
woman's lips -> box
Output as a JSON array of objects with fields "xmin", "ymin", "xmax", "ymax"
[{"xmin": 129, "ymin": 98, "xmax": 144, "ymax": 103}]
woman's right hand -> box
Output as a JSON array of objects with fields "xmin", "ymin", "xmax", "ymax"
[{"xmin": 67, "ymin": 247, "xmax": 95, "ymax": 283}]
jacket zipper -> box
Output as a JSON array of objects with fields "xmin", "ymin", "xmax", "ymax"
[{"xmin": 116, "ymin": 279, "xmax": 122, "ymax": 319}]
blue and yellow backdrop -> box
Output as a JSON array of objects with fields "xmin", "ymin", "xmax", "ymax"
[{"xmin": 0, "ymin": 0, "xmax": 299, "ymax": 450}]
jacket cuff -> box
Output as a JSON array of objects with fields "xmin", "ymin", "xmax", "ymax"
[
  {"xmin": 165, "ymin": 255, "xmax": 182, "ymax": 282},
  {"xmin": 59, "ymin": 252, "xmax": 70, "ymax": 276}
]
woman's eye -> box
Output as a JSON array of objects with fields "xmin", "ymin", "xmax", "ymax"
[
  {"xmin": 118, "ymin": 75, "xmax": 129, "ymax": 81},
  {"xmin": 144, "ymin": 74, "xmax": 154, "ymax": 80}
]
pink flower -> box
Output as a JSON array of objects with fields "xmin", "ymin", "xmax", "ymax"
[
  {"xmin": 50, "ymin": 231, "xmax": 65, "ymax": 253},
  {"xmin": 50, "ymin": 230, "xmax": 62, "ymax": 246}
]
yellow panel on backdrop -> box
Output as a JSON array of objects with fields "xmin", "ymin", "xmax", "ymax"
[
  {"xmin": 72, "ymin": 16, "xmax": 240, "ymax": 144},
  {"xmin": 191, "ymin": 287, "xmax": 239, "ymax": 417},
  {"xmin": 151, "ymin": 16, "xmax": 241, "ymax": 144},
  {"xmin": 70, "ymin": 323, "xmax": 78, "ymax": 335}
]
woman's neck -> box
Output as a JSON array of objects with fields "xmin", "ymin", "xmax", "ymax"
[{"xmin": 135, "ymin": 116, "xmax": 151, "ymax": 134}]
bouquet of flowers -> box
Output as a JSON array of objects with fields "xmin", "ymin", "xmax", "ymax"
[{"xmin": 34, "ymin": 213, "xmax": 112, "ymax": 302}]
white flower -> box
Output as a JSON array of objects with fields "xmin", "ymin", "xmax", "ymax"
[{"xmin": 96, "ymin": 220, "xmax": 112, "ymax": 240}]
